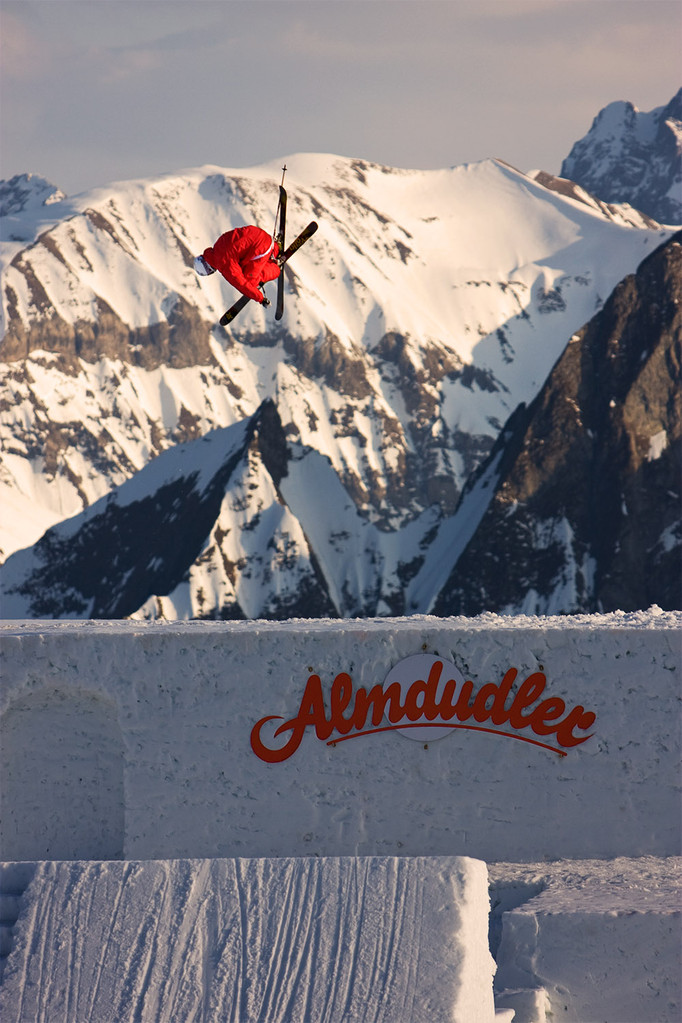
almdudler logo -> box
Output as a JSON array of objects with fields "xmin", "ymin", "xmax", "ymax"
[{"xmin": 250, "ymin": 653, "xmax": 597, "ymax": 763}]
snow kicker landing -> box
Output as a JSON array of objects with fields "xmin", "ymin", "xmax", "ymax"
[{"xmin": 0, "ymin": 856, "xmax": 496, "ymax": 1023}]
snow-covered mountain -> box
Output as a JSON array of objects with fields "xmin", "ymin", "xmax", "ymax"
[
  {"xmin": 560, "ymin": 89, "xmax": 682, "ymax": 225},
  {"xmin": 0, "ymin": 152, "xmax": 676, "ymax": 618}
]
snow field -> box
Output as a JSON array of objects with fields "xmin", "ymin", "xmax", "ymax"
[{"xmin": 0, "ymin": 858, "xmax": 678, "ymax": 1023}]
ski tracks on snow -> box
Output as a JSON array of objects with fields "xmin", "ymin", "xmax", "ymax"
[{"xmin": 0, "ymin": 856, "xmax": 474, "ymax": 1022}]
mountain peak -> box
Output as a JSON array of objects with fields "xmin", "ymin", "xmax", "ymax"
[
  {"xmin": 0, "ymin": 173, "xmax": 66, "ymax": 217},
  {"xmin": 0, "ymin": 173, "xmax": 68, "ymax": 245},
  {"xmin": 560, "ymin": 90, "xmax": 682, "ymax": 224}
]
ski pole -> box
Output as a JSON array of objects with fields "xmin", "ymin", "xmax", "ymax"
[{"xmin": 272, "ymin": 164, "xmax": 287, "ymax": 240}]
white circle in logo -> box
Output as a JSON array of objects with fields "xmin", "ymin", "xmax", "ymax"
[{"xmin": 382, "ymin": 653, "xmax": 466, "ymax": 741}]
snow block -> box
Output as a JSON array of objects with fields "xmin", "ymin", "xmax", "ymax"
[
  {"xmin": 0, "ymin": 856, "xmax": 496, "ymax": 1023},
  {"xmin": 0, "ymin": 612, "xmax": 680, "ymax": 863},
  {"xmin": 491, "ymin": 857, "xmax": 682, "ymax": 1023}
]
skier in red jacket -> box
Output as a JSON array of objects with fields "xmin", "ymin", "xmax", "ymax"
[{"xmin": 194, "ymin": 225, "xmax": 281, "ymax": 305}]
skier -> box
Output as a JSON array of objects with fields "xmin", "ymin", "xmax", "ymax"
[{"xmin": 194, "ymin": 225, "xmax": 281, "ymax": 306}]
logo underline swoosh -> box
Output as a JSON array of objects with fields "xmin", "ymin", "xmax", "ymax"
[{"xmin": 327, "ymin": 722, "xmax": 568, "ymax": 756}]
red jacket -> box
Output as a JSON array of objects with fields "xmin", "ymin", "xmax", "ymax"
[{"xmin": 203, "ymin": 226, "xmax": 281, "ymax": 304}]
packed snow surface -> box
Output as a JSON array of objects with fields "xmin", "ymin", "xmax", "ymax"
[
  {"xmin": 490, "ymin": 857, "xmax": 681, "ymax": 1023},
  {"xmin": 0, "ymin": 856, "xmax": 496, "ymax": 1023}
]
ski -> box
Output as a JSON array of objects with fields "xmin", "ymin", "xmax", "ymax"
[
  {"xmin": 275, "ymin": 172, "xmax": 287, "ymax": 321},
  {"xmin": 219, "ymin": 221, "xmax": 318, "ymax": 327},
  {"xmin": 218, "ymin": 292, "xmax": 250, "ymax": 327},
  {"xmin": 281, "ymin": 220, "xmax": 318, "ymax": 261}
]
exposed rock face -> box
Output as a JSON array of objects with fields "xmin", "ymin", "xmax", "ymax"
[
  {"xmin": 561, "ymin": 90, "xmax": 682, "ymax": 225},
  {"xmin": 2, "ymin": 258, "xmax": 215, "ymax": 370},
  {"xmin": 433, "ymin": 233, "xmax": 682, "ymax": 615}
]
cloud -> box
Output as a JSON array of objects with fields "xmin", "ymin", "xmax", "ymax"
[
  {"xmin": 94, "ymin": 45, "xmax": 166, "ymax": 84},
  {"xmin": 2, "ymin": 0, "xmax": 680, "ymax": 193},
  {"xmin": 276, "ymin": 19, "xmax": 411, "ymax": 64},
  {"xmin": 0, "ymin": 7, "xmax": 55, "ymax": 80}
]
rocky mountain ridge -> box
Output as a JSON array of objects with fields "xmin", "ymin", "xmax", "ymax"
[
  {"xmin": 432, "ymin": 231, "xmax": 681, "ymax": 615},
  {"xmin": 561, "ymin": 89, "xmax": 682, "ymax": 225}
]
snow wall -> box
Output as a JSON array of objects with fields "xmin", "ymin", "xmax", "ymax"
[{"xmin": 1, "ymin": 610, "xmax": 679, "ymax": 863}]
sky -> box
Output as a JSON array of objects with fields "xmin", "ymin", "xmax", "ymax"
[{"xmin": 1, "ymin": 0, "xmax": 681, "ymax": 197}]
